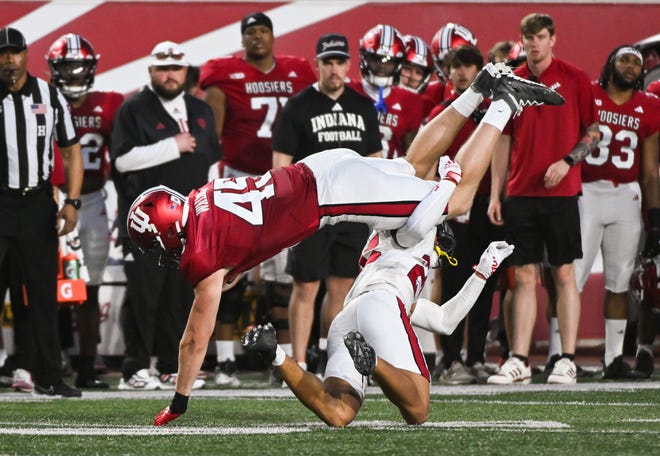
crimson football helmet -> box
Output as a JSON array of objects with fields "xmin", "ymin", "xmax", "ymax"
[
  {"xmin": 359, "ymin": 24, "xmax": 406, "ymax": 88},
  {"xmin": 127, "ymin": 186, "xmax": 188, "ymax": 262},
  {"xmin": 630, "ymin": 255, "xmax": 660, "ymax": 315},
  {"xmin": 430, "ymin": 23, "xmax": 477, "ymax": 78},
  {"xmin": 400, "ymin": 35, "xmax": 434, "ymax": 93},
  {"xmin": 507, "ymin": 41, "xmax": 527, "ymax": 68},
  {"xmin": 46, "ymin": 33, "xmax": 99, "ymax": 99}
]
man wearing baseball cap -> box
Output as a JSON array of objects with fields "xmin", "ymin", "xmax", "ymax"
[
  {"xmin": 111, "ymin": 40, "xmax": 221, "ymax": 391},
  {"xmin": 272, "ymin": 32, "xmax": 382, "ymax": 378},
  {"xmin": 199, "ymin": 13, "xmax": 315, "ymax": 387},
  {"xmin": 0, "ymin": 26, "xmax": 84, "ymax": 398}
]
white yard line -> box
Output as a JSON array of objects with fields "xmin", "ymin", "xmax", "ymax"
[{"xmin": 0, "ymin": 381, "xmax": 659, "ymax": 402}]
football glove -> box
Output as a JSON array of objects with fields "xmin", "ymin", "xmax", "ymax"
[
  {"xmin": 154, "ymin": 406, "xmax": 181, "ymax": 426},
  {"xmin": 474, "ymin": 241, "xmax": 514, "ymax": 279},
  {"xmin": 438, "ymin": 156, "xmax": 462, "ymax": 185}
]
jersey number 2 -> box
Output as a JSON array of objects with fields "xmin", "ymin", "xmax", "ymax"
[{"xmin": 213, "ymin": 173, "xmax": 275, "ymax": 225}]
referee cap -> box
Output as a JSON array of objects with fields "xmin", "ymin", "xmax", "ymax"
[{"xmin": 0, "ymin": 27, "xmax": 27, "ymax": 51}]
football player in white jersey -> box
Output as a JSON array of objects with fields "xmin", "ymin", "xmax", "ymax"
[{"xmin": 242, "ymin": 158, "xmax": 513, "ymax": 426}]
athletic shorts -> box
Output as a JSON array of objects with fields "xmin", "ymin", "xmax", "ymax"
[
  {"xmin": 287, "ymin": 222, "xmax": 369, "ymax": 282},
  {"xmin": 503, "ymin": 196, "xmax": 582, "ymax": 266}
]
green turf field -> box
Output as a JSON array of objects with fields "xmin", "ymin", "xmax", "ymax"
[{"xmin": 1, "ymin": 383, "xmax": 658, "ymax": 455}]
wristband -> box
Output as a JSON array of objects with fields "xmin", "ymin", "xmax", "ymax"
[
  {"xmin": 648, "ymin": 208, "xmax": 660, "ymax": 230},
  {"xmin": 562, "ymin": 155, "xmax": 575, "ymax": 167},
  {"xmin": 170, "ymin": 392, "xmax": 189, "ymax": 414}
]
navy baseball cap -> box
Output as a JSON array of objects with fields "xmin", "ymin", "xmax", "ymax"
[{"xmin": 0, "ymin": 27, "xmax": 27, "ymax": 51}]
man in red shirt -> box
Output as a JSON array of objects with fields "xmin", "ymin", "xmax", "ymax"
[
  {"xmin": 199, "ymin": 12, "xmax": 316, "ymax": 385},
  {"xmin": 487, "ymin": 13, "xmax": 600, "ymax": 385}
]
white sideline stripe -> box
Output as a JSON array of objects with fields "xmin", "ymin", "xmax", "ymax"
[
  {"xmin": 93, "ymin": 1, "xmax": 368, "ymax": 93},
  {"xmin": 7, "ymin": 1, "xmax": 105, "ymax": 45},
  {"xmin": 0, "ymin": 420, "xmax": 568, "ymax": 436},
  {"xmin": 1, "ymin": 380, "xmax": 659, "ymax": 402}
]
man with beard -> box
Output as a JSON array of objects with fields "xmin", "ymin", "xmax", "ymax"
[
  {"xmin": 571, "ymin": 45, "xmax": 660, "ymax": 378},
  {"xmin": 199, "ymin": 13, "xmax": 315, "ymax": 386},
  {"xmin": 111, "ymin": 41, "xmax": 222, "ymax": 390}
]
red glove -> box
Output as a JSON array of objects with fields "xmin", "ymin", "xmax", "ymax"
[{"xmin": 154, "ymin": 406, "xmax": 181, "ymax": 426}]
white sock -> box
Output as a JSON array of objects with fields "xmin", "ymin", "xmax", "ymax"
[
  {"xmin": 547, "ymin": 318, "xmax": 562, "ymax": 360},
  {"xmin": 0, "ymin": 348, "xmax": 6, "ymax": 367},
  {"xmin": 318, "ymin": 337, "xmax": 328, "ymax": 351},
  {"xmin": 481, "ymin": 99, "xmax": 513, "ymax": 132},
  {"xmin": 216, "ymin": 340, "xmax": 235, "ymax": 362},
  {"xmin": 297, "ymin": 361, "xmax": 307, "ymax": 371},
  {"xmin": 604, "ymin": 319, "xmax": 626, "ymax": 367},
  {"xmin": 451, "ymin": 86, "xmax": 484, "ymax": 118},
  {"xmin": 272, "ymin": 345, "xmax": 286, "ymax": 367},
  {"xmin": 281, "ymin": 343, "xmax": 293, "ymax": 357}
]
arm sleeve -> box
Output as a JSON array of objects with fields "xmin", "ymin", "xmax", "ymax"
[
  {"xmin": 394, "ymin": 178, "xmax": 457, "ymax": 247},
  {"xmin": 114, "ymin": 138, "xmax": 180, "ymax": 172},
  {"xmin": 409, "ymin": 275, "xmax": 487, "ymax": 334}
]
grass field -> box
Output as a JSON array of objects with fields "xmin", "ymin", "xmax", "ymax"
[{"xmin": 1, "ymin": 379, "xmax": 659, "ymax": 455}]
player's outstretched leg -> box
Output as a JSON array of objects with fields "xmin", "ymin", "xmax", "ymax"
[{"xmin": 344, "ymin": 331, "xmax": 376, "ymax": 376}]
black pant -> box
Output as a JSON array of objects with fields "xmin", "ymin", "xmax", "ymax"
[
  {"xmin": 0, "ymin": 188, "xmax": 63, "ymax": 385},
  {"xmin": 121, "ymin": 246, "xmax": 193, "ymax": 378},
  {"xmin": 440, "ymin": 196, "xmax": 503, "ymax": 368}
]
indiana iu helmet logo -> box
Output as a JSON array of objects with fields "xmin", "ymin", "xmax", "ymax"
[{"xmin": 128, "ymin": 206, "xmax": 158, "ymax": 234}]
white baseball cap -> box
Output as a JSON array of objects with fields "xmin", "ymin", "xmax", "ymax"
[{"xmin": 149, "ymin": 41, "xmax": 189, "ymax": 67}]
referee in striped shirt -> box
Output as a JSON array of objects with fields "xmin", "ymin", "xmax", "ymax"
[{"xmin": 0, "ymin": 27, "xmax": 83, "ymax": 397}]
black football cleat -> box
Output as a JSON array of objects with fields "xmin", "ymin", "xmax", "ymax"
[
  {"xmin": 602, "ymin": 355, "xmax": 647, "ymax": 380},
  {"xmin": 241, "ymin": 323, "xmax": 278, "ymax": 362},
  {"xmin": 494, "ymin": 71, "xmax": 565, "ymax": 117},
  {"xmin": 343, "ymin": 330, "xmax": 376, "ymax": 376},
  {"xmin": 470, "ymin": 62, "xmax": 513, "ymax": 98}
]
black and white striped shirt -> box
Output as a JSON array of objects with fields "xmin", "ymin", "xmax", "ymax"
[{"xmin": 0, "ymin": 74, "xmax": 77, "ymax": 189}]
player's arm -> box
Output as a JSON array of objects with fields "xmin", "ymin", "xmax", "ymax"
[
  {"xmin": 487, "ymin": 134, "xmax": 510, "ymax": 226},
  {"xmin": 640, "ymin": 131, "xmax": 660, "ymax": 257},
  {"xmin": 409, "ymin": 241, "xmax": 513, "ymax": 334},
  {"xmin": 203, "ymin": 85, "xmax": 227, "ymax": 138},
  {"xmin": 57, "ymin": 142, "xmax": 83, "ymax": 235},
  {"xmin": 544, "ymin": 122, "xmax": 601, "ymax": 189},
  {"xmin": 154, "ymin": 267, "xmax": 228, "ymax": 426}
]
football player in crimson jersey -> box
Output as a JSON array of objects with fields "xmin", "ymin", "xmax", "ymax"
[
  {"xmin": 135, "ymin": 62, "xmax": 564, "ymax": 425},
  {"xmin": 199, "ymin": 13, "xmax": 315, "ymax": 383},
  {"xmin": 349, "ymin": 24, "xmax": 425, "ymax": 159},
  {"xmin": 200, "ymin": 12, "xmax": 316, "ymax": 176},
  {"xmin": 47, "ymin": 34, "xmax": 123, "ymax": 389},
  {"xmin": 570, "ymin": 45, "xmax": 660, "ymax": 378}
]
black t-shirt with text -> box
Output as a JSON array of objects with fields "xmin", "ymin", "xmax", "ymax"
[{"xmin": 272, "ymin": 84, "xmax": 381, "ymax": 162}]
